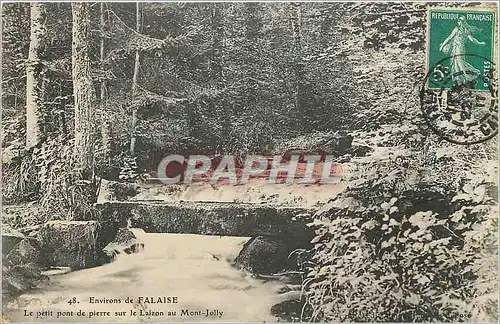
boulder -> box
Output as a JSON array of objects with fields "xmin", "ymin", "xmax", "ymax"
[
  {"xmin": 1, "ymin": 144, "xmax": 23, "ymax": 165},
  {"xmin": 2, "ymin": 225, "xmax": 25, "ymax": 256},
  {"xmin": 270, "ymin": 291, "xmax": 305, "ymax": 322},
  {"xmin": 4, "ymin": 239, "xmax": 41, "ymax": 266},
  {"xmin": 2, "ymin": 263, "xmax": 48, "ymax": 303},
  {"xmin": 234, "ymin": 236, "xmax": 291, "ymax": 275},
  {"xmin": 103, "ymin": 228, "xmax": 144, "ymax": 259},
  {"xmin": 36, "ymin": 221, "xmax": 112, "ymax": 270}
]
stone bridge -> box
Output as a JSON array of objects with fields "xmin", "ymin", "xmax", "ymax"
[
  {"xmin": 95, "ymin": 200, "xmax": 318, "ymax": 274},
  {"xmin": 97, "ymin": 201, "xmax": 316, "ymax": 243},
  {"xmin": 5, "ymin": 197, "xmax": 319, "ymax": 274}
]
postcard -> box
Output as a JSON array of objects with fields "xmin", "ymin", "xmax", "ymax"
[{"xmin": 1, "ymin": 2, "xmax": 498, "ymax": 323}]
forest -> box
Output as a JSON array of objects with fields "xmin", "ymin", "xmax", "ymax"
[{"xmin": 1, "ymin": 2, "xmax": 498, "ymax": 322}]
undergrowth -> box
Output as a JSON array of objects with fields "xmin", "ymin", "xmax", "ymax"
[
  {"xmin": 301, "ymin": 150, "xmax": 498, "ymax": 322},
  {"xmin": 2, "ymin": 137, "xmax": 99, "ymax": 225}
]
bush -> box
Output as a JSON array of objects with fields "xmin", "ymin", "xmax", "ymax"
[
  {"xmin": 2, "ymin": 148, "xmax": 39, "ymax": 204},
  {"xmin": 301, "ymin": 153, "xmax": 498, "ymax": 322},
  {"xmin": 35, "ymin": 138, "xmax": 99, "ymax": 221}
]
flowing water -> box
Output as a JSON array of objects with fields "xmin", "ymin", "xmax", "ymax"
[{"xmin": 4, "ymin": 231, "xmax": 291, "ymax": 322}]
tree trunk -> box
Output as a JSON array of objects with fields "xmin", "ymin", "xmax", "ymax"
[
  {"xmin": 25, "ymin": 3, "xmax": 47, "ymax": 149},
  {"xmin": 210, "ymin": 4, "xmax": 231, "ymax": 152},
  {"xmin": 72, "ymin": 2, "xmax": 96, "ymax": 178},
  {"xmin": 288, "ymin": 2, "xmax": 303, "ymax": 115},
  {"xmin": 100, "ymin": 3, "xmax": 111, "ymax": 159},
  {"xmin": 129, "ymin": 2, "xmax": 142, "ymax": 156},
  {"xmin": 210, "ymin": 4, "xmax": 224, "ymax": 83},
  {"xmin": 242, "ymin": 3, "xmax": 262, "ymax": 113}
]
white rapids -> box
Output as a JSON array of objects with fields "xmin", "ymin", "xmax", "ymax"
[{"xmin": 3, "ymin": 230, "xmax": 292, "ymax": 322}]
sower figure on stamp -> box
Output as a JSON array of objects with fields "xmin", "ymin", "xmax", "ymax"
[{"xmin": 439, "ymin": 15, "xmax": 486, "ymax": 84}]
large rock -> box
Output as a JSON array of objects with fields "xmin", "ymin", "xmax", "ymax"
[
  {"xmin": 2, "ymin": 225, "xmax": 26, "ymax": 256},
  {"xmin": 2, "ymin": 263, "xmax": 48, "ymax": 304},
  {"xmin": 270, "ymin": 291, "xmax": 305, "ymax": 322},
  {"xmin": 4, "ymin": 239, "xmax": 41, "ymax": 266},
  {"xmin": 36, "ymin": 221, "xmax": 113, "ymax": 270},
  {"xmin": 234, "ymin": 236, "xmax": 296, "ymax": 275}
]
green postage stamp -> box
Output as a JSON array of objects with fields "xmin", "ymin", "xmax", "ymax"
[
  {"xmin": 426, "ymin": 7, "xmax": 496, "ymax": 91},
  {"xmin": 422, "ymin": 6, "xmax": 498, "ymax": 145}
]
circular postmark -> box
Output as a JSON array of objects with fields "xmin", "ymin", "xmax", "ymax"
[{"xmin": 420, "ymin": 54, "xmax": 498, "ymax": 145}]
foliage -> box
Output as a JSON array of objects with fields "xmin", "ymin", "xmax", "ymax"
[
  {"xmin": 118, "ymin": 155, "xmax": 141, "ymax": 182},
  {"xmin": 2, "ymin": 2, "xmax": 359, "ymax": 182},
  {"xmin": 1, "ymin": 149, "xmax": 39, "ymax": 204},
  {"xmin": 300, "ymin": 3, "xmax": 498, "ymax": 322},
  {"xmin": 1, "ymin": 137, "xmax": 100, "ymax": 222},
  {"xmin": 303, "ymin": 159, "xmax": 497, "ymax": 321},
  {"xmin": 35, "ymin": 138, "xmax": 99, "ymax": 221}
]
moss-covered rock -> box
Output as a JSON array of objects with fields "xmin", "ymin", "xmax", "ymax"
[
  {"xmin": 234, "ymin": 236, "xmax": 288, "ymax": 274},
  {"xmin": 36, "ymin": 221, "xmax": 112, "ymax": 270},
  {"xmin": 4, "ymin": 239, "xmax": 41, "ymax": 266},
  {"xmin": 233, "ymin": 236, "xmax": 308, "ymax": 275},
  {"xmin": 2, "ymin": 263, "xmax": 48, "ymax": 306},
  {"xmin": 2, "ymin": 225, "xmax": 25, "ymax": 256}
]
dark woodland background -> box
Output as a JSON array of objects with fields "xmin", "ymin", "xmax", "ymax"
[{"xmin": 1, "ymin": 2, "xmax": 498, "ymax": 322}]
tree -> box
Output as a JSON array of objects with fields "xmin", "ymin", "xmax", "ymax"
[
  {"xmin": 209, "ymin": 3, "xmax": 232, "ymax": 152},
  {"xmin": 71, "ymin": 2, "xmax": 96, "ymax": 177},
  {"xmin": 99, "ymin": 3, "xmax": 111, "ymax": 160},
  {"xmin": 242, "ymin": 3, "xmax": 262, "ymax": 113},
  {"xmin": 25, "ymin": 3, "xmax": 47, "ymax": 149},
  {"xmin": 129, "ymin": 2, "xmax": 142, "ymax": 156},
  {"xmin": 288, "ymin": 2, "xmax": 302, "ymax": 115}
]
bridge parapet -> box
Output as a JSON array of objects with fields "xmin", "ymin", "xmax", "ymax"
[{"xmin": 96, "ymin": 201, "xmax": 316, "ymax": 244}]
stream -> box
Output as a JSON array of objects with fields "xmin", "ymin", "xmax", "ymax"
[{"xmin": 3, "ymin": 230, "xmax": 293, "ymax": 322}]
